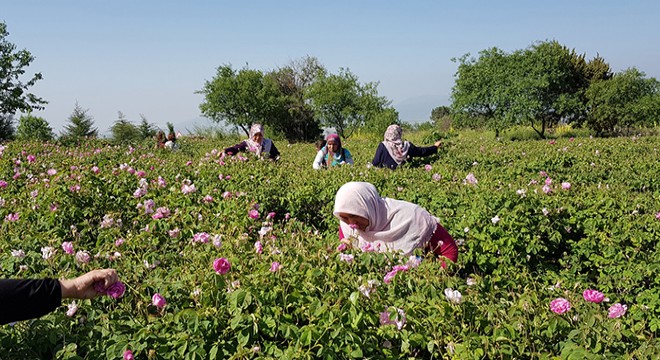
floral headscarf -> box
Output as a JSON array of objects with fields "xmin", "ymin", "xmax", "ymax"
[
  {"xmin": 382, "ymin": 124, "xmax": 410, "ymax": 165},
  {"xmin": 245, "ymin": 124, "xmax": 272, "ymax": 157}
]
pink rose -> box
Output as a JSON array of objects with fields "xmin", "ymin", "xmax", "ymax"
[
  {"xmin": 583, "ymin": 289, "xmax": 604, "ymax": 303},
  {"xmin": 270, "ymin": 262, "xmax": 282, "ymax": 272},
  {"xmin": 152, "ymin": 293, "xmax": 167, "ymax": 308},
  {"xmin": 608, "ymin": 303, "xmax": 627, "ymax": 318},
  {"xmin": 62, "ymin": 241, "xmax": 74, "ymax": 255},
  {"xmin": 254, "ymin": 241, "xmax": 263, "ymax": 254},
  {"xmin": 123, "ymin": 350, "xmax": 134, "ymax": 360},
  {"xmin": 550, "ymin": 298, "xmax": 571, "ymax": 314},
  {"xmin": 213, "ymin": 258, "xmax": 231, "ymax": 275}
]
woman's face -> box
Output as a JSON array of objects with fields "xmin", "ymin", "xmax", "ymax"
[
  {"xmin": 337, "ymin": 212, "xmax": 369, "ymax": 231},
  {"xmin": 252, "ymin": 132, "xmax": 263, "ymax": 143},
  {"xmin": 327, "ymin": 139, "xmax": 339, "ymax": 153}
]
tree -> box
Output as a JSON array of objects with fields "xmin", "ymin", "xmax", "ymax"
[
  {"xmin": 15, "ymin": 113, "xmax": 54, "ymax": 141},
  {"xmin": 306, "ymin": 68, "xmax": 392, "ymax": 138},
  {"xmin": 450, "ymin": 47, "xmax": 512, "ymax": 134},
  {"xmin": 198, "ymin": 64, "xmax": 283, "ymax": 136},
  {"xmin": 0, "ymin": 22, "xmax": 47, "ymax": 116},
  {"xmin": 267, "ymin": 56, "xmax": 324, "ymax": 142},
  {"xmin": 451, "ymin": 41, "xmax": 609, "ymax": 138},
  {"xmin": 62, "ymin": 102, "xmax": 98, "ymax": 140},
  {"xmin": 0, "ymin": 113, "xmax": 15, "ymax": 141},
  {"xmin": 137, "ymin": 114, "xmax": 156, "ymax": 139},
  {"xmin": 110, "ymin": 111, "xmax": 140, "ymax": 143},
  {"xmin": 585, "ymin": 68, "xmax": 659, "ymax": 135},
  {"xmin": 430, "ymin": 106, "xmax": 452, "ymax": 131}
]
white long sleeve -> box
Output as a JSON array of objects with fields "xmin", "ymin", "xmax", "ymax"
[{"xmin": 312, "ymin": 150, "xmax": 325, "ymax": 169}]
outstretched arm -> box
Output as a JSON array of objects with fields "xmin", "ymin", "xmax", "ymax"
[
  {"xmin": 0, "ymin": 269, "xmax": 119, "ymax": 325},
  {"xmin": 223, "ymin": 141, "xmax": 247, "ymax": 155},
  {"xmin": 407, "ymin": 142, "xmax": 439, "ymax": 158},
  {"xmin": 59, "ymin": 268, "xmax": 119, "ymax": 299}
]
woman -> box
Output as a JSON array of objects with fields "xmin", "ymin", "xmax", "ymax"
[
  {"xmin": 312, "ymin": 133, "xmax": 354, "ymax": 169},
  {"xmin": 164, "ymin": 132, "xmax": 180, "ymax": 150},
  {"xmin": 372, "ymin": 124, "xmax": 442, "ymax": 169},
  {"xmin": 224, "ymin": 124, "xmax": 280, "ymax": 160},
  {"xmin": 155, "ymin": 131, "xmax": 166, "ymax": 149},
  {"xmin": 333, "ymin": 182, "xmax": 458, "ymax": 266}
]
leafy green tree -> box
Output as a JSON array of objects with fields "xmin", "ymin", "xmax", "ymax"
[
  {"xmin": 0, "ymin": 22, "xmax": 47, "ymax": 115},
  {"xmin": 110, "ymin": 111, "xmax": 140, "ymax": 143},
  {"xmin": 451, "ymin": 41, "xmax": 610, "ymax": 138},
  {"xmin": 62, "ymin": 102, "xmax": 98, "ymax": 139},
  {"xmin": 16, "ymin": 113, "xmax": 54, "ymax": 141},
  {"xmin": 430, "ymin": 106, "xmax": 453, "ymax": 131},
  {"xmin": 585, "ymin": 68, "xmax": 659, "ymax": 135},
  {"xmin": 0, "ymin": 113, "xmax": 15, "ymax": 141},
  {"xmin": 450, "ymin": 47, "xmax": 512, "ymax": 134},
  {"xmin": 137, "ymin": 114, "xmax": 156, "ymax": 139},
  {"xmin": 198, "ymin": 64, "xmax": 283, "ymax": 136},
  {"xmin": 306, "ymin": 68, "xmax": 392, "ymax": 139},
  {"xmin": 267, "ymin": 56, "xmax": 324, "ymax": 142}
]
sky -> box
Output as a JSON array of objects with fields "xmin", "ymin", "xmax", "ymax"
[{"xmin": 3, "ymin": 0, "xmax": 660, "ymax": 136}]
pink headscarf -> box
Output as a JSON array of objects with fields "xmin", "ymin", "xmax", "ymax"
[{"xmin": 333, "ymin": 182, "xmax": 438, "ymax": 255}]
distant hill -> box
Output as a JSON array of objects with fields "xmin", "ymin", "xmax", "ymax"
[{"xmin": 393, "ymin": 94, "xmax": 449, "ymax": 124}]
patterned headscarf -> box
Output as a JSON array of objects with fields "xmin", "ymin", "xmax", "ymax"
[
  {"xmin": 245, "ymin": 124, "xmax": 270, "ymax": 157},
  {"xmin": 333, "ymin": 182, "xmax": 438, "ymax": 255},
  {"xmin": 382, "ymin": 124, "xmax": 410, "ymax": 165}
]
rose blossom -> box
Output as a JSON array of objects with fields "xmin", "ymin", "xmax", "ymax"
[
  {"xmin": 254, "ymin": 241, "xmax": 263, "ymax": 254},
  {"xmin": 583, "ymin": 289, "xmax": 605, "ymax": 303},
  {"xmin": 550, "ymin": 298, "xmax": 571, "ymax": 314},
  {"xmin": 248, "ymin": 209, "xmax": 259, "ymax": 219},
  {"xmin": 379, "ymin": 307, "xmax": 406, "ymax": 330},
  {"xmin": 66, "ymin": 302, "xmax": 78, "ymax": 317},
  {"xmin": 62, "ymin": 242, "xmax": 74, "ymax": 255},
  {"xmin": 76, "ymin": 251, "xmax": 91, "ymax": 264},
  {"xmin": 608, "ymin": 303, "xmax": 627, "ymax": 318},
  {"xmin": 213, "ymin": 258, "xmax": 231, "ymax": 274},
  {"xmin": 444, "ymin": 288, "xmax": 463, "ymax": 304},
  {"xmin": 270, "ymin": 262, "xmax": 282, "ymax": 272},
  {"xmin": 152, "ymin": 293, "xmax": 167, "ymax": 308},
  {"xmin": 339, "ymin": 253, "xmax": 354, "ymax": 263},
  {"xmin": 123, "ymin": 350, "xmax": 134, "ymax": 360}
]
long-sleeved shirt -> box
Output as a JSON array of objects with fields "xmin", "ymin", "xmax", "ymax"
[
  {"xmin": 224, "ymin": 140, "xmax": 280, "ymax": 160},
  {"xmin": 0, "ymin": 278, "xmax": 62, "ymax": 325},
  {"xmin": 371, "ymin": 142, "xmax": 438, "ymax": 169}
]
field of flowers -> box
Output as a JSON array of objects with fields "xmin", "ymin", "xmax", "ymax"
[{"xmin": 1, "ymin": 131, "xmax": 659, "ymax": 359}]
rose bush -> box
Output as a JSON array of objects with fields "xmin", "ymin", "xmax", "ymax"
[{"xmin": 0, "ymin": 133, "xmax": 659, "ymax": 358}]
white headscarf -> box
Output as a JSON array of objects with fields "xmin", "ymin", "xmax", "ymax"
[
  {"xmin": 333, "ymin": 182, "xmax": 438, "ymax": 255},
  {"xmin": 245, "ymin": 124, "xmax": 272, "ymax": 157},
  {"xmin": 382, "ymin": 124, "xmax": 410, "ymax": 165}
]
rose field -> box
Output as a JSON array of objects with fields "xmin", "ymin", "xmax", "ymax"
[{"xmin": 1, "ymin": 131, "xmax": 659, "ymax": 359}]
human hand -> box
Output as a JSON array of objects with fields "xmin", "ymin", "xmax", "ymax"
[
  {"xmin": 59, "ymin": 269, "xmax": 119, "ymax": 299},
  {"xmin": 434, "ymin": 140, "xmax": 442, "ymax": 148}
]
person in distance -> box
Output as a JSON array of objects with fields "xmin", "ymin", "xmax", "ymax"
[
  {"xmin": 223, "ymin": 123, "xmax": 280, "ymax": 161},
  {"xmin": 312, "ymin": 133, "xmax": 354, "ymax": 169},
  {"xmin": 372, "ymin": 124, "xmax": 442, "ymax": 169}
]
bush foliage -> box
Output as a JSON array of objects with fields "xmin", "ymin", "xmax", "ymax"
[{"xmin": 1, "ymin": 131, "xmax": 659, "ymax": 359}]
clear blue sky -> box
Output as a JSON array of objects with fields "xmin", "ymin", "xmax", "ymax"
[{"xmin": 3, "ymin": 0, "xmax": 659, "ymax": 135}]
